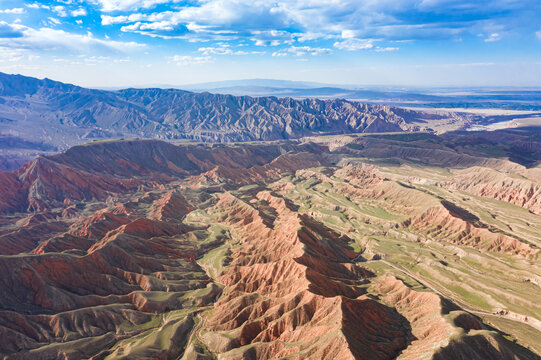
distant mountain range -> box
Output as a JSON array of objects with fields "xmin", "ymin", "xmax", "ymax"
[
  {"xmin": 0, "ymin": 72, "xmax": 471, "ymax": 170},
  {"xmin": 181, "ymin": 79, "xmax": 442, "ymax": 102},
  {"xmin": 2, "ymin": 72, "xmax": 540, "ymax": 171},
  {"xmin": 179, "ymin": 79, "xmax": 541, "ymax": 109},
  {"xmin": 181, "ymin": 78, "xmax": 329, "ymax": 90}
]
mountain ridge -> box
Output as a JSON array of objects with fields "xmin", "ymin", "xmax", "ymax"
[
  {"xmin": 0, "ymin": 139, "xmax": 323, "ymax": 214},
  {"xmin": 0, "ymin": 71, "xmax": 471, "ymax": 170}
]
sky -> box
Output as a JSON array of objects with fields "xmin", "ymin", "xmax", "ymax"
[{"xmin": 0, "ymin": 0, "xmax": 540, "ymax": 88}]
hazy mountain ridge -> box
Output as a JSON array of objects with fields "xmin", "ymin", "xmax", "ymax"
[
  {"xmin": 180, "ymin": 79, "xmax": 541, "ymax": 109},
  {"xmin": 0, "ymin": 72, "xmax": 444, "ymax": 141},
  {"xmin": 0, "ymin": 72, "xmax": 475, "ymax": 170}
]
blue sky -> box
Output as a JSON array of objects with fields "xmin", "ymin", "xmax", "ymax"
[{"xmin": 0, "ymin": 0, "xmax": 540, "ymax": 88}]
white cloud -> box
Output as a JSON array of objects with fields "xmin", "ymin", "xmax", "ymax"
[
  {"xmin": 91, "ymin": 0, "xmax": 176, "ymax": 12},
  {"xmin": 12, "ymin": 0, "xmax": 538, "ymax": 71},
  {"xmin": 92, "ymin": 0, "xmax": 538, "ymax": 47},
  {"xmin": 334, "ymin": 38, "xmax": 374, "ymax": 51},
  {"xmin": 0, "ymin": 8, "xmax": 25, "ymax": 14},
  {"xmin": 375, "ymin": 46, "xmax": 399, "ymax": 52},
  {"xmin": 0, "ymin": 47, "xmax": 24, "ymax": 62},
  {"xmin": 197, "ymin": 44, "xmax": 265, "ymax": 55},
  {"xmin": 48, "ymin": 17, "xmax": 61, "ymax": 25},
  {"xmin": 334, "ymin": 38, "xmax": 397, "ymax": 52},
  {"xmin": 102, "ymin": 15, "xmax": 129, "ymax": 25},
  {"xmin": 536, "ymin": 30, "xmax": 541, "ymax": 40},
  {"xmin": 198, "ymin": 44, "xmax": 247, "ymax": 55},
  {"xmin": 71, "ymin": 8, "xmax": 87, "ymax": 17},
  {"xmin": 122, "ymin": 21, "xmax": 175, "ymax": 32},
  {"xmin": 52, "ymin": 5, "xmax": 68, "ymax": 17},
  {"xmin": 49, "ymin": 55, "xmax": 131, "ymax": 66},
  {"xmin": 25, "ymin": 3, "xmax": 50, "ymax": 10},
  {"xmin": 101, "ymin": 13, "xmax": 167, "ymax": 25},
  {"xmin": 249, "ymin": 30, "xmax": 295, "ymax": 46},
  {"xmin": 484, "ymin": 33, "xmax": 501, "ymax": 42},
  {"xmin": 0, "ymin": 22, "xmax": 145, "ymax": 53},
  {"xmin": 272, "ymin": 46, "xmax": 331, "ymax": 57},
  {"xmin": 457, "ymin": 62, "xmax": 495, "ymax": 67},
  {"xmin": 254, "ymin": 39, "xmax": 274, "ymax": 46},
  {"xmin": 341, "ymin": 30, "xmax": 358, "ymax": 39},
  {"xmin": 24, "ymin": 2, "xmax": 85, "ymax": 17},
  {"xmin": 173, "ymin": 55, "xmax": 213, "ymax": 65},
  {"xmin": 294, "ymin": 32, "xmax": 328, "ymax": 42}
]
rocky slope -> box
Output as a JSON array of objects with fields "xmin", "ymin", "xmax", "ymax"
[
  {"xmin": 0, "ymin": 139, "xmax": 320, "ymax": 213},
  {"xmin": 200, "ymin": 191, "xmax": 409, "ymax": 359},
  {"xmin": 439, "ymin": 167, "xmax": 541, "ymax": 215},
  {"xmin": 0, "ymin": 135, "xmax": 540, "ymax": 359},
  {"xmin": 402, "ymin": 202, "xmax": 537, "ymax": 257}
]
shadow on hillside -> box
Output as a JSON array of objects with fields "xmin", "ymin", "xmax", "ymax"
[{"xmin": 333, "ymin": 127, "xmax": 541, "ymax": 169}]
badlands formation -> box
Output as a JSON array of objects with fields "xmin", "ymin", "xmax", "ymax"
[{"xmin": 0, "ymin": 129, "xmax": 540, "ymax": 359}]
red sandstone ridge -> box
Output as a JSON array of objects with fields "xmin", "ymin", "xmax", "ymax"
[
  {"xmin": 0, "ymin": 221, "xmax": 67, "ymax": 255},
  {"xmin": 439, "ymin": 167, "xmax": 541, "ymax": 215},
  {"xmin": 147, "ymin": 191, "xmax": 194, "ymax": 221},
  {"xmin": 189, "ymin": 151, "xmax": 325, "ymax": 187},
  {"xmin": 372, "ymin": 276, "xmax": 456, "ymax": 360},
  {"xmin": 0, "ymin": 194, "xmax": 220, "ymax": 359},
  {"xmin": 0, "ymin": 172, "xmax": 26, "ymax": 213},
  {"xmin": 0, "ymin": 139, "xmax": 322, "ymax": 214},
  {"xmin": 402, "ymin": 202, "xmax": 537, "ymax": 257},
  {"xmin": 1, "ymin": 137, "xmax": 540, "ymax": 359},
  {"xmin": 371, "ymin": 276, "xmax": 529, "ymax": 360},
  {"xmin": 70, "ymin": 210, "xmax": 131, "ymax": 240},
  {"xmin": 190, "ymin": 189, "xmax": 539, "ymax": 360},
  {"xmin": 200, "ymin": 191, "xmax": 413, "ymax": 359},
  {"xmin": 334, "ymin": 163, "xmax": 384, "ymax": 188}
]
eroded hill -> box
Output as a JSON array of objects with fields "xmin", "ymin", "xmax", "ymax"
[{"xmin": 0, "ymin": 131, "xmax": 540, "ymax": 359}]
